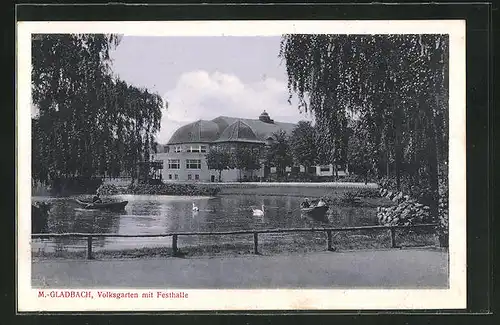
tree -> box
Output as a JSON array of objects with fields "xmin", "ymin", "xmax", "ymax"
[
  {"xmin": 232, "ymin": 146, "xmax": 261, "ymax": 181},
  {"xmin": 267, "ymin": 130, "xmax": 293, "ymax": 179},
  {"xmin": 31, "ymin": 34, "xmax": 164, "ymax": 185},
  {"xmin": 289, "ymin": 120, "xmax": 317, "ymax": 174},
  {"xmin": 347, "ymin": 120, "xmax": 375, "ymax": 184},
  {"xmin": 280, "ymin": 34, "xmax": 448, "ymax": 221},
  {"xmin": 206, "ymin": 146, "xmax": 232, "ymax": 182}
]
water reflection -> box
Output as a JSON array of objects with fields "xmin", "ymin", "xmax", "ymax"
[{"xmin": 32, "ymin": 194, "xmax": 378, "ymax": 252}]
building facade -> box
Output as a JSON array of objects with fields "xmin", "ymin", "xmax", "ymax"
[
  {"xmin": 154, "ymin": 111, "xmax": 349, "ymax": 182},
  {"xmin": 154, "ymin": 111, "xmax": 297, "ymax": 182}
]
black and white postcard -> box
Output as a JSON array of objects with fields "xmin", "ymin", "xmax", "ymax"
[{"xmin": 17, "ymin": 20, "xmax": 466, "ymax": 311}]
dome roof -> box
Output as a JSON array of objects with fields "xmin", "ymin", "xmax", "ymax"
[
  {"xmin": 258, "ymin": 110, "xmax": 273, "ymax": 123},
  {"xmin": 167, "ymin": 120, "xmax": 220, "ymax": 144},
  {"xmin": 215, "ymin": 120, "xmax": 260, "ymax": 143}
]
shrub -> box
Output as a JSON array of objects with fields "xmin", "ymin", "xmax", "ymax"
[
  {"xmin": 126, "ymin": 183, "xmax": 221, "ymax": 196},
  {"xmin": 97, "ymin": 184, "xmax": 119, "ymax": 195}
]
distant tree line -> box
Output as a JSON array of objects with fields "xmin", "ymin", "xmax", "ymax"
[
  {"xmin": 279, "ymin": 34, "xmax": 449, "ymax": 221},
  {"xmin": 31, "ymin": 34, "xmax": 164, "ymax": 187}
]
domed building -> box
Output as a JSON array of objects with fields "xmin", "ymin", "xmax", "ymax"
[{"xmin": 153, "ymin": 111, "xmax": 297, "ymax": 182}]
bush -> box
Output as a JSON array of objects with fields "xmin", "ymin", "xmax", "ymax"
[
  {"xmin": 126, "ymin": 183, "xmax": 221, "ymax": 196},
  {"xmin": 97, "ymin": 184, "xmax": 119, "ymax": 195},
  {"xmin": 376, "ymin": 175, "xmax": 449, "ymax": 243}
]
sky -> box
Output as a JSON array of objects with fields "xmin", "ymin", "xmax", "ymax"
[{"xmin": 109, "ymin": 36, "xmax": 313, "ymax": 144}]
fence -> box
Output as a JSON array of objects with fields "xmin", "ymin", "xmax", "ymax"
[{"xmin": 32, "ymin": 223, "xmax": 440, "ymax": 260}]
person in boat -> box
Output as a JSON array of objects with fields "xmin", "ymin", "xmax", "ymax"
[
  {"xmin": 317, "ymin": 198, "xmax": 327, "ymax": 207},
  {"xmin": 301, "ymin": 198, "xmax": 311, "ymax": 208},
  {"xmin": 92, "ymin": 192, "xmax": 103, "ymax": 204}
]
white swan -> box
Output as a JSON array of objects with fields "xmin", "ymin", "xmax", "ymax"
[
  {"xmin": 192, "ymin": 203, "xmax": 199, "ymax": 212},
  {"xmin": 252, "ymin": 205, "xmax": 265, "ymax": 216}
]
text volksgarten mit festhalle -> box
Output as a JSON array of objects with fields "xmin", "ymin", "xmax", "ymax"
[{"xmin": 38, "ymin": 290, "xmax": 189, "ymax": 299}]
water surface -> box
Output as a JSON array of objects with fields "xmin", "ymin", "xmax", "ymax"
[{"xmin": 32, "ymin": 194, "xmax": 378, "ymax": 253}]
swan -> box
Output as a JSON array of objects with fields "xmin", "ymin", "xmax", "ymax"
[
  {"xmin": 252, "ymin": 205, "xmax": 265, "ymax": 216},
  {"xmin": 192, "ymin": 203, "xmax": 199, "ymax": 212}
]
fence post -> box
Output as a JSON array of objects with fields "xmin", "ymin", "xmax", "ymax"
[
  {"xmin": 326, "ymin": 230, "xmax": 334, "ymax": 251},
  {"xmin": 253, "ymin": 232, "xmax": 259, "ymax": 254},
  {"xmin": 390, "ymin": 227, "xmax": 396, "ymax": 248},
  {"xmin": 172, "ymin": 234, "xmax": 178, "ymax": 256},
  {"xmin": 87, "ymin": 236, "xmax": 93, "ymax": 260}
]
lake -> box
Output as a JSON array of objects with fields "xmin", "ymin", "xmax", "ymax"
[{"xmin": 32, "ymin": 194, "xmax": 379, "ymax": 254}]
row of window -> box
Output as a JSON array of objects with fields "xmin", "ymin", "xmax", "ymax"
[
  {"xmin": 166, "ymin": 145, "xmax": 207, "ymax": 153},
  {"xmin": 167, "ymin": 174, "xmax": 200, "ymax": 180},
  {"xmin": 167, "ymin": 159, "xmax": 202, "ymax": 170}
]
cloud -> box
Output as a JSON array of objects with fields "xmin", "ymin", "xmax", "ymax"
[{"xmin": 158, "ymin": 70, "xmax": 312, "ymax": 143}]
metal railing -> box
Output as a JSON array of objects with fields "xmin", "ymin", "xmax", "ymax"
[{"xmin": 32, "ymin": 223, "xmax": 439, "ymax": 259}]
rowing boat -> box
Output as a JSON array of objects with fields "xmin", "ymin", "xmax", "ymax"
[
  {"xmin": 75, "ymin": 199, "xmax": 128, "ymax": 211},
  {"xmin": 301, "ymin": 205, "xmax": 329, "ymax": 221}
]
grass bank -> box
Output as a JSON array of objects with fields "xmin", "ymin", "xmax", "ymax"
[
  {"xmin": 32, "ymin": 229, "xmax": 440, "ymax": 260},
  {"xmin": 207, "ymin": 182, "xmax": 378, "ymax": 198}
]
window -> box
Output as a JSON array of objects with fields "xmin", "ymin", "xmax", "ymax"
[
  {"xmin": 186, "ymin": 145, "xmax": 207, "ymax": 153},
  {"xmin": 168, "ymin": 174, "xmax": 172, "ymax": 180},
  {"xmin": 195, "ymin": 174, "xmax": 199, "ymax": 180},
  {"xmin": 174, "ymin": 174, "xmax": 178, "ymax": 180},
  {"xmin": 186, "ymin": 159, "xmax": 201, "ymax": 170},
  {"xmin": 188, "ymin": 174, "xmax": 192, "ymax": 180},
  {"xmin": 174, "ymin": 146, "xmax": 182, "ymax": 153},
  {"xmin": 320, "ymin": 166, "xmax": 330, "ymax": 172},
  {"xmin": 164, "ymin": 146, "xmax": 170, "ymax": 153},
  {"xmin": 168, "ymin": 159, "xmax": 180, "ymax": 169}
]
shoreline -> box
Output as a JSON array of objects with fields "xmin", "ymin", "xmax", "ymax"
[{"xmin": 33, "ymin": 181, "xmax": 379, "ymax": 199}]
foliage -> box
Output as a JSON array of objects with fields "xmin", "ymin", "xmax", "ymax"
[
  {"xmin": 231, "ymin": 146, "xmax": 261, "ymax": 177},
  {"xmin": 206, "ymin": 146, "xmax": 232, "ymax": 181},
  {"xmin": 97, "ymin": 184, "xmax": 119, "ymax": 195},
  {"xmin": 346, "ymin": 120, "xmax": 378, "ymax": 183},
  {"xmin": 266, "ymin": 130, "xmax": 293, "ymax": 177},
  {"xmin": 280, "ymin": 34, "xmax": 449, "ymax": 222},
  {"xmin": 289, "ymin": 120, "xmax": 317, "ymax": 170},
  {"xmin": 31, "ymin": 34, "xmax": 164, "ymax": 184},
  {"xmin": 127, "ymin": 183, "xmax": 220, "ymax": 197}
]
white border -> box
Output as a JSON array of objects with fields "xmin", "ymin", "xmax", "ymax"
[{"xmin": 17, "ymin": 20, "xmax": 466, "ymax": 312}]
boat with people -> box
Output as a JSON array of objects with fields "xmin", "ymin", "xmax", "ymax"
[
  {"xmin": 75, "ymin": 199, "xmax": 128, "ymax": 211},
  {"xmin": 301, "ymin": 205, "xmax": 329, "ymax": 218},
  {"xmin": 300, "ymin": 198, "xmax": 329, "ymax": 221}
]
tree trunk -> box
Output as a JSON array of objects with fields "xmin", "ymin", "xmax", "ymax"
[
  {"xmin": 384, "ymin": 137, "xmax": 390, "ymax": 178},
  {"xmin": 423, "ymin": 99, "xmax": 439, "ymax": 223},
  {"xmin": 394, "ymin": 105, "xmax": 403, "ymax": 191}
]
